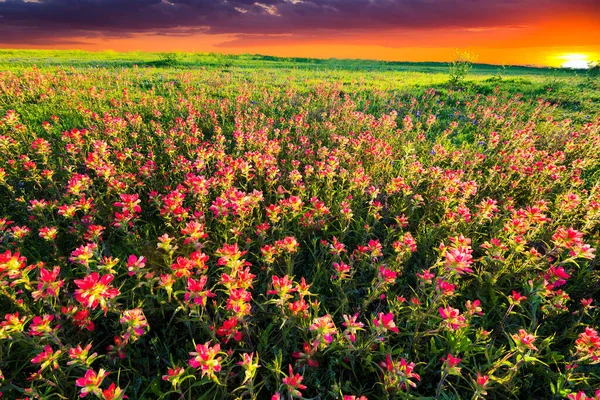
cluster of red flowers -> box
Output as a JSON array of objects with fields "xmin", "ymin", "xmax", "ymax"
[{"xmin": 0, "ymin": 66, "xmax": 598, "ymax": 399}]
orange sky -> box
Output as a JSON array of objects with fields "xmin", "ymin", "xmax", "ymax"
[{"xmin": 1, "ymin": 0, "xmax": 599, "ymax": 67}]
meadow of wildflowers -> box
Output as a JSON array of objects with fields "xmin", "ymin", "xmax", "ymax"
[{"xmin": 0, "ymin": 54, "xmax": 599, "ymax": 399}]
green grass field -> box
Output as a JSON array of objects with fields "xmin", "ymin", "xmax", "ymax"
[
  {"xmin": 1, "ymin": 49, "xmax": 599, "ymax": 125},
  {"xmin": 0, "ymin": 49, "xmax": 590, "ymax": 75}
]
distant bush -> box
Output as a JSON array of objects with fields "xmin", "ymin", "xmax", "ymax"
[
  {"xmin": 157, "ymin": 52, "xmax": 180, "ymax": 67},
  {"xmin": 587, "ymin": 61, "xmax": 599, "ymax": 84},
  {"xmin": 448, "ymin": 50, "xmax": 478, "ymax": 86}
]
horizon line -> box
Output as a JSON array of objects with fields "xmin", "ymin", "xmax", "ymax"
[{"xmin": 2, "ymin": 48, "xmax": 590, "ymax": 70}]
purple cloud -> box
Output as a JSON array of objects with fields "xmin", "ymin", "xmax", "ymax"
[{"xmin": 0, "ymin": 0, "xmax": 598, "ymax": 45}]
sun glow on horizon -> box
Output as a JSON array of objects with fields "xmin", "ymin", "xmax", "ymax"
[{"xmin": 558, "ymin": 53, "xmax": 591, "ymax": 69}]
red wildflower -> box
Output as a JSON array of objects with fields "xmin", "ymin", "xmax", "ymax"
[
  {"xmin": 188, "ymin": 341, "xmax": 222, "ymax": 381},
  {"xmin": 473, "ymin": 372, "xmax": 489, "ymax": 396},
  {"xmin": 511, "ymin": 329, "xmax": 538, "ymax": 351},
  {"xmin": 373, "ymin": 312, "xmax": 399, "ymax": 334},
  {"xmin": 75, "ymin": 368, "xmax": 109, "ymax": 398},
  {"xmin": 567, "ymin": 390, "xmax": 600, "ymax": 400},
  {"xmin": 74, "ymin": 272, "xmax": 120, "ymax": 314},
  {"xmin": 31, "ymin": 344, "xmax": 61, "ymax": 373},
  {"xmin": 32, "ymin": 266, "xmax": 63, "ymax": 300},
  {"xmin": 509, "ymin": 291, "xmax": 527, "ymax": 304},
  {"xmin": 380, "ymin": 354, "xmax": 420, "ymax": 391},
  {"xmin": 574, "ymin": 327, "xmax": 600, "ymax": 363},
  {"xmin": 102, "ymin": 383, "xmax": 127, "ymax": 400},
  {"xmin": 162, "ymin": 366, "xmax": 185, "ymax": 388},
  {"xmin": 444, "ymin": 245, "xmax": 474, "ymax": 275},
  {"xmin": 310, "ymin": 314, "xmax": 338, "ymax": 347},
  {"xmin": 126, "ymin": 255, "xmax": 146, "ymax": 277},
  {"xmin": 436, "ymin": 279, "xmax": 457, "ymax": 296},
  {"xmin": 441, "ymin": 353, "xmax": 462, "ymax": 369},
  {"xmin": 184, "ymin": 276, "xmax": 215, "ymax": 307},
  {"xmin": 216, "ymin": 317, "xmax": 243, "ymax": 343},
  {"xmin": 28, "ymin": 314, "xmax": 57, "ymax": 337},
  {"xmin": 70, "ymin": 243, "xmax": 98, "ymax": 267},
  {"xmin": 288, "ymin": 298, "xmax": 310, "ymax": 318},
  {"xmin": 378, "ymin": 266, "xmax": 397, "ymax": 285},
  {"xmin": 282, "ymin": 364, "xmax": 307, "ymax": 398},
  {"xmin": 120, "ymin": 308, "xmax": 149, "ymax": 340},
  {"xmin": 292, "ymin": 342, "xmax": 319, "ymax": 368},
  {"xmin": 267, "ymin": 275, "xmax": 297, "ymax": 305},
  {"xmin": 67, "ymin": 343, "xmax": 98, "ymax": 367},
  {"xmin": 439, "ymin": 306, "xmax": 467, "ymax": 331},
  {"xmin": 0, "ymin": 250, "xmax": 27, "ymax": 280},
  {"xmin": 342, "ymin": 313, "xmax": 365, "ymax": 343}
]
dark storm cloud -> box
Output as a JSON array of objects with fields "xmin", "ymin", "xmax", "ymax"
[{"xmin": 0, "ymin": 0, "xmax": 599, "ymax": 45}]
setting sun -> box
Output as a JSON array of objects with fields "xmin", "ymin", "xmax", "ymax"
[{"xmin": 558, "ymin": 53, "xmax": 591, "ymax": 69}]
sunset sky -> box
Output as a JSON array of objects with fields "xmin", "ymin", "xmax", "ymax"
[{"xmin": 0, "ymin": 0, "xmax": 599, "ymax": 67}]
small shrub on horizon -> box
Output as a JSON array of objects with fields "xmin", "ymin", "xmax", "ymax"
[{"xmin": 448, "ymin": 49, "xmax": 478, "ymax": 86}]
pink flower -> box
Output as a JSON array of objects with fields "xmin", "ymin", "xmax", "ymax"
[
  {"xmin": 342, "ymin": 313, "xmax": 365, "ymax": 343},
  {"xmin": 102, "ymin": 383, "xmax": 127, "ymax": 400},
  {"xmin": 0, "ymin": 250, "xmax": 27, "ymax": 279},
  {"xmin": 69, "ymin": 243, "xmax": 98, "ymax": 267},
  {"xmin": 444, "ymin": 246, "xmax": 474, "ymax": 275},
  {"xmin": 287, "ymin": 298, "xmax": 309, "ymax": 318},
  {"xmin": 366, "ymin": 239, "xmax": 383, "ymax": 258},
  {"xmin": 465, "ymin": 299, "xmax": 483, "ymax": 316},
  {"xmin": 184, "ymin": 276, "xmax": 215, "ymax": 307},
  {"xmin": 75, "ymin": 368, "xmax": 109, "ymax": 398},
  {"xmin": 31, "ymin": 345, "xmax": 61, "ymax": 372},
  {"xmin": 216, "ymin": 317, "xmax": 242, "ymax": 343},
  {"xmin": 378, "ymin": 266, "xmax": 397, "ymax": 284},
  {"xmin": 544, "ymin": 265, "xmax": 570, "ymax": 289},
  {"xmin": 310, "ymin": 314, "xmax": 338, "ymax": 347},
  {"xmin": 181, "ymin": 220, "xmax": 208, "ymax": 244},
  {"xmin": 441, "ymin": 353, "xmax": 462, "ymax": 373},
  {"xmin": 267, "ymin": 275, "xmax": 297, "ymax": 306},
  {"xmin": 74, "ymin": 272, "xmax": 120, "ymax": 314},
  {"xmin": 511, "ymin": 329, "xmax": 538, "ymax": 351},
  {"xmin": 282, "ymin": 364, "xmax": 307, "ymax": 398},
  {"xmin": 126, "ymin": 255, "xmax": 146, "ymax": 277},
  {"xmin": 416, "ymin": 269, "xmax": 435, "ymax": 284},
  {"xmin": 475, "ymin": 372, "xmax": 489, "ymax": 388},
  {"xmin": 188, "ymin": 342, "xmax": 222, "ymax": 381},
  {"xmin": 67, "ymin": 343, "xmax": 97, "ymax": 366},
  {"xmin": 275, "ymin": 236, "xmax": 300, "ymax": 253},
  {"xmin": 567, "ymin": 390, "xmax": 600, "ymax": 400},
  {"xmin": 39, "ymin": 226, "xmax": 58, "ymax": 241},
  {"xmin": 580, "ymin": 298, "xmax": 594, "ymax": 308},
  {"xmin": 32, "ymin": 266, "xmax": 64, "ymax": 300},
  {"xmin": 443, "ymin": 354, "xmax": 461, "ymax": 367},
  {"xmin": 28, "ymin": 314, "xmax": 57, "ymax": 337},
  {"xmin": 171, "ymin": 256, "xmax": 194, "ymax": 279},
  {"xmin": 120, "ymin": 309, "xmax": 149, "ymax": 339},
  {"xmin": 509, "ymin": 290, "xmax": 527, "ymax": 304},
  {"xmin": 380, "ymin": 354, "xmax": 420, "ymax": 391},
  {"xmin": 373, "ymin": 312, "xmax": 399, "ymax": 334},
  {"xmin": 439, "ymin": 306, "xmax": 467, "ymax": 331},
  {"xmin": 292, "ymin": 342, "xmax": 319, "ymax": 368},
  {"xmin": 436, "ymin": 279, "xmax": 456, "ymax": 296},
  {"xmin": 333, "ymin": 262, "xmax": 352, "ymax": 280},
  {"xmin": 574, "ymin": 327, "xmax": 600, "ymax": 362},
  {"xmin": 162, "ymin": 366, "xmax": 185, "ymax": 388},
  {"xmin": 114, "ymin": 193, "xmax": 141, "ymax": 215}
]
